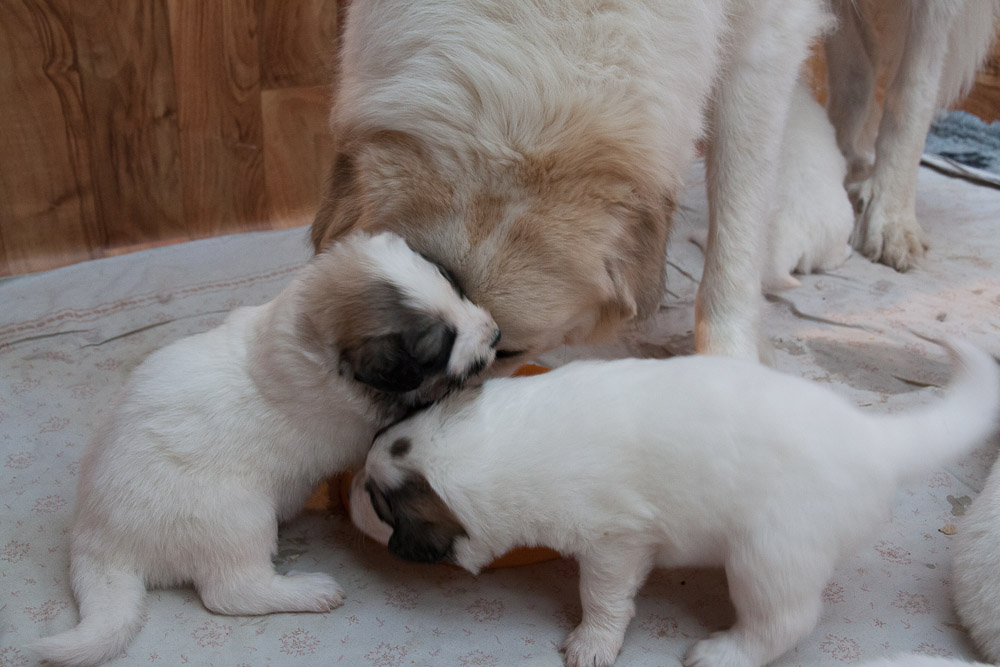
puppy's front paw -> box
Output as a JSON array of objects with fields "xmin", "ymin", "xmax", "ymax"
[
  {"xmin": 561, "ymin": 625, "xmax": 622, "ymax": 667},
  {"xmin": 284, "ymin": 571, "xmax": 346, "ymax": 611},
  {"xmin": 683, "ymin": 632, "xmax": 754, "ymax": 667}
]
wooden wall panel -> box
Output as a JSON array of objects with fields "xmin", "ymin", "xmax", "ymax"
[
  {"xmin": 262, "ymin": 84, "xmax": 334, "ymax": 222},
  {"xmin": 0, "ymin": 2, "xmax": 995, "ymax": 277},
  {"xmin": 168, "ymin": 0, "xmax": 269, "ymax": 239},
  {"xmin": 66, "ymin": 0, "xmax": 185, "ymax": 249},
  {"xmin": 257, "ymin": 0, "xmax": 339, "ymax": 89},
  {"xmin": 0, "ymin": 0, "xmax": 99, "ymax": 275}
]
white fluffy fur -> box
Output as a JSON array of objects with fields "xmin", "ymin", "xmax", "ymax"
[
  {"xmin": 763, "ymin": 78, "xmax": 854, "ymax": 290},
  {"xmin": 30, "ymin": 232, "xmax": 499, "ymax": 667},
  {"xmin": 325, "ymin": 0, "xmax": 832, "ymax": 362},
  {"xmin": 824, "ymin": 0, "xmax": 1000, "ymax": 270},
  {"xmin": 355, "ymin": 340, "xmax": 999, "ymax": 667},
  {"xmin": 954, "ymin": 451, "xmax": 1000, "ymax": 663}
]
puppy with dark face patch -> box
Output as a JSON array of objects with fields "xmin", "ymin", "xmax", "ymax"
[
  {"xmin": 31, "ymin": 231, "xmax": 499, "ymax": 667},
  {"xmin": 352, "ymin": 341, "xmax": 999, "ymax": 667}
]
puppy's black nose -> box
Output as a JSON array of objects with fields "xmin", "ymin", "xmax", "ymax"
[{"xmin": 490, "ymin": 328, "xmax": 501, "ymax": 349}]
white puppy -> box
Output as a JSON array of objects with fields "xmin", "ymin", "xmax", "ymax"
[
  {"xmin": 824, "ymin": 0, "xmax": 999, "ymax": 270},
  {"xmin": 763, "ymin": 78, "xmax": 853, "ymax": 290},
  {"xmin": 30, "ymin": 231, "xmax": 500, "ymax": 667},
  {"xmin": 954, "ymin": 450, "xmax": 1000, "ymax": 662},
  {"xmin": 353, "ymin": 341, "xmax": 999, "ymax": 667}
]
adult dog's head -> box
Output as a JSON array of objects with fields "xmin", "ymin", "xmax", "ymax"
[
  {"xmin": 312, "ymin": 77, "xmax": 675, "ymax": 375},
  {"xmin": 292, "ymin": 232, "xmax": 500, "ymax": 408}
]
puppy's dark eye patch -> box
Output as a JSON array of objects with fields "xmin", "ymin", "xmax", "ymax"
[{"xmin": 495, "ymin": 349, "xmax": 524, "ymax": 360}]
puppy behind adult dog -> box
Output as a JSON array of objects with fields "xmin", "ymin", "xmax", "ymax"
[
  {"xmin": 353, "ymin": 341, "xmax": 999, "ymax": 667},
  {"xmin": 314, "ymin": 0, "xmax": 830, "ymax": 364},
  {"xmin": 954, "ymin": 450, "xmax": 1000, "ymax": 662},
  {"xmin": 30, "ymin": 231, "xmax": 500, "ymax": 667},
  {"xmin": 763, "ymin": 78, "xmax": 853, "ymax": 289},
  {"xmin": 824, "ymin": 0, "xmax": 999, "ymax": 270}
]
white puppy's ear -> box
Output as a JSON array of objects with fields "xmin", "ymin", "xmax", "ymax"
[
  {"xmin": 368, "ymin": 471, "xmax": 467, "ymax": 564},
  {"xmin": 343, "ymin": 323, "xmax": 456, "ymax": 393}
]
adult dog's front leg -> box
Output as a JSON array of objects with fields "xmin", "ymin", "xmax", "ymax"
[
  {"xmin": 848, "ymin": 5, "xmax": 962, "ymax": 271},
  {"xmin": 696, "ymin": 2, "xmax": 827, "ymax": 359}
]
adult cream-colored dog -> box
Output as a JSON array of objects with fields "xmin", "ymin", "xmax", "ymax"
[
  {"xmin": 352, "ymin": 340, "xmax": 999, "ymax": 667},
  {"xmin": 312, "ymin": 0, "xmax": 831, "ymax": 365},
  {"xmin": 824, "ymin": 0, "xmax": 999, "ymax": 270},
  {"xmin": 30, "ymin": 232, "xmax": 500, "ymax": 667}
]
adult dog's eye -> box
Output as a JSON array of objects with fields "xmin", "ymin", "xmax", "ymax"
[{"xmin": 495, "ymin": 349, "xmax": 524, "ymax": 360}]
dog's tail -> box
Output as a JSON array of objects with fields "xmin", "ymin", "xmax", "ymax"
[
  {"xmin": 937, "ymin": 0, "xmax": 1000, "ymax": 108},
  {"xmin": 874, "ymin": 339, "xmax": 999, "ymax": 483},
  {"xmin": 29, "ymin": 553, "xmax": 146, "ymax": 667}
]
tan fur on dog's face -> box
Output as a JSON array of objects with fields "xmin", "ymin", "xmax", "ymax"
[{"xmin": 312, "ymin": 128, "xmax": 674, "ymax": 373}]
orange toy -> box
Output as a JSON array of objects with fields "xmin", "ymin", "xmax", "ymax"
[{"xmin": 305, "ymin": 363, "xmax": 561, "ymax": 569}]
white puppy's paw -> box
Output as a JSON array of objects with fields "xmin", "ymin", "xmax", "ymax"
[
  {"xmin": 282, "ymin": 571, "xmax": 346, "ymax": 611},
  {"xmin": 683, "ymin": 632, "xmax": 755, "ymax": 667},
  {"xmin": 848, "ymin": 178, "xmax": 927, "ymax": 271},
  {"xmin": 561, "ymin": 624, "xmax": 623, "ymax": 667}
]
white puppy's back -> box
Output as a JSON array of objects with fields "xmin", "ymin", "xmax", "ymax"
[{"xmin": 954, "ymin": 453, "xmax": 1000, "ymax": 663}]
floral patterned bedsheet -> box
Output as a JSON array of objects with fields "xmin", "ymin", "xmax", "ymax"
[{"xmin": 2, "ymin": 164, "xmax": 999, "ymax": 667}]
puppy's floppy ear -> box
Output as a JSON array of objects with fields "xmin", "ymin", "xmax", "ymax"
[
  {"xmin": 382, "ymin": 474, "xmax": 467, "ymax": 564},
  {"xmin": 344, "ymin": 320, "xmax": 458, "ymax": 393},
  {"xmin": 347, "ymin": 334, "xmax": 424, "ymax": 393}
]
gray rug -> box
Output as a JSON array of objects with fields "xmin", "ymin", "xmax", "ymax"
[{"xmin": 923, "ymin": 110, "xmax": 1000, "ymax": 186}]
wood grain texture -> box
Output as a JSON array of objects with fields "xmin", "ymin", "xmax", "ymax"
[
  {"xmin": 66, "ymin": 0, "xmax": 186, "ymax": 249},
  {"xmin": 262, "ymin": 84, "xmax": 335, "ymax": 223},
  {"xmin": 168, "ymin": 0, "xmax": 269, "ymax": 239},
  {"xmin": 0, "ymin": 0, "xmax": 99, "ymax": 275},
  {"xmin": 257, "ymin": 0, "xmax": 338, "ymax": 89},
  {"xmin": 0, "ymin": 3, "xmax": 995, "ymax": 277}
]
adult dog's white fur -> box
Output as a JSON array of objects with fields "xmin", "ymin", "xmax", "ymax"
[
  {"xmin": 30, "ymin": 232, "xmax": 500, "ymax": 667},
  {"xmin": 312, "ymin": 0, "xmax": 831, "ymax": 364},
  {"xmin": 824, "ymin": 0, "xmax": 1000, "ymax": 270},
  {"xmin": 763, "ymin": 79, "xmax": 853, "ymax": 290},
  {"xmin": 954, "ymin": 451, "xmax": 1000, "ymax": 662},
  {"xmin": 353, "ymin": 340, "xmax": 999, "ymax": 667}
]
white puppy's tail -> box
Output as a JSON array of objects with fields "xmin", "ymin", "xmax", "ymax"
[
  {"xmin": 875, "ymin": 339, "xmax": 999, "ymax": 483},
  {"xmin": 29, "ymin": 554, "xmax": 146, "ymax": 667}
]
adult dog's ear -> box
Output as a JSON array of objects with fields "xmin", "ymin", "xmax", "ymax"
[
  {"xmin": 345, "ymin": 334, "xmax": 424, "ymax": 393},
  {"xmin": 384, "ymin": 474, "xmax": 467, "ymax": 564},
  {"xmin": 311, "ymin": 147, "xmax": 366, "ymax": 252},
  {"xmin": 598, "ymin": 195, "xmax": 674, "ymax": 336}
]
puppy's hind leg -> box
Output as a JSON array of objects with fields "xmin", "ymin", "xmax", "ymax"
[
  {"xmin": 193, "ymin": 494, "xmax": 344, "ymax": 616},
  {"xmin": 684, "ymin": 545, "xmax": 830, "ymax": 667},
  {"xmin": 561, "ymin": 543, "xmax": 655, "ymax": 667}
]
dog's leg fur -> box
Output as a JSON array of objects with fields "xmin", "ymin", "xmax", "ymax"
[
  {"xmin": 823, "ymin": 0, "xmax": 882, "ymax": 183},
  {"xmin": 684, "ymin": 542, "xmax": 831, "ymax": 667},
  {"xmin": 696, "ymin": 2, "xmax": 827, "ymax": 359},
  {"xmin": 844, "ymin": 4, "xmax": 972, "ymax": 270},
  {"xmin": 192, "ymin": 492, "xmax": 344, "ymax": 615},
  {"xmin": 561, "ymin": 543, "xmax": 655, "ymax": 667}
]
